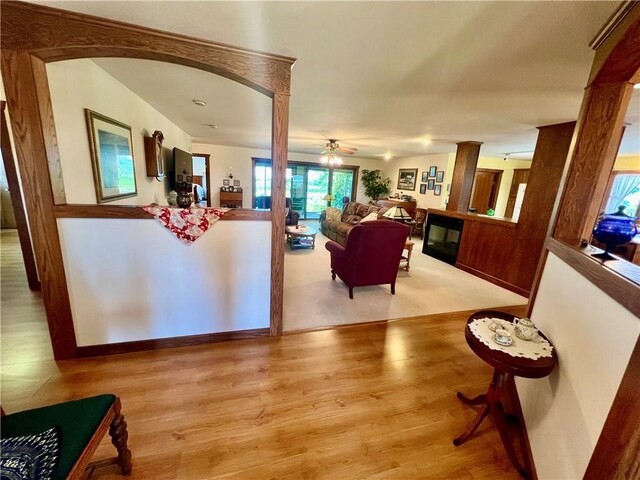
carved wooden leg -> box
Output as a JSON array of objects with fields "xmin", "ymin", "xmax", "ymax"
[
  {"xmin": 348, "ymin": 287, "xmax": 354, "ymax": 299},
  {"xmin": 109, "ymin": 405, "xmax": 132, "ymax": 475},
  {"xmin": 493, "ymin": 402, "xmax": 529, "ymax": 479},
  {"xmin": 453, "ymin": 404, "xmax": 490, "ymax": 446},
  {"xmin": 457, "ymin": 392, "xmax": 487, "ymax": 406},
  {"xmin": 391, "ymin": 282, "xmax": 396, "ymax": 295},
  {"xmin": 331, "ymin": 271, "xmax": 336, "ymax": 280}
]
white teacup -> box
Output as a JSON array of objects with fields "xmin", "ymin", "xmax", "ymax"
[
  {"xmin": 495, "ymin": 328, "xmax": 512, "ymax": 344},
  {"xmin": 489, "ymin": 319, "xmax": 504, "ymax": 332}
]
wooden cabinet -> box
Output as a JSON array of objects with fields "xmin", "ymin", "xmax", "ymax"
[{"xmin": 220, "ymin": 190, "xmax": 243, "ymax": 208}]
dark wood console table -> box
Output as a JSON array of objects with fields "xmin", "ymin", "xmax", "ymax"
[{"xmin": 454, "ymin": 310, "xmax": 556, "ymax": 479}]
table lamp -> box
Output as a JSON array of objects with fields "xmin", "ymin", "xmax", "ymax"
[
  {"xmin": 383, "ymin": 206, "xmax": 413, "ymax": 222},
  {"xmin": 323, "ymin": 194, "xmax": 335, "ymax": 206}
]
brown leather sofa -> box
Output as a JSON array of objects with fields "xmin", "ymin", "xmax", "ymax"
[{"xmin": 320, "ymin": 201, "xmax": 389, "ymax": 246}]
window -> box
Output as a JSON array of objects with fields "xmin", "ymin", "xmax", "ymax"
[{"xmin": 603, "ymin": 172, "xmax": 640, "ymax": 217}]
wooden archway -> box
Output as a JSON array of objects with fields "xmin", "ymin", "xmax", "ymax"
[{"xmin": 1, "ymin": 1, "xmax": 295, "ymax": 359}]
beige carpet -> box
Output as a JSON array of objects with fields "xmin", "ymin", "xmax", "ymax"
[{"xmin": 283, "ymin": 221, "xmax": 527, "ymax": 331}]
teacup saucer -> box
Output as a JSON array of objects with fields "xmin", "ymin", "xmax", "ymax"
[{"xmin": 493, "ymin": 334, "xmax": 513, "ymax": 346}]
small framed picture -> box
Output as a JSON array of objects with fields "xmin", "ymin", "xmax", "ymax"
[
  {"xmin": 397, "ymin": 168, "xmax": 418, "ymax": 191},
  {"xmin": 420, "ymin": 183, "xmax": 427, "ymax": 194},
  {"xmin": 223, "ymin": 179, "xmax": 230, "ymax": 186},
  {"xmin": 429, "ymin": 166, "xmax": 437, "ymax": 177},
  {"xmin": 233, "ymin": 179, "xmax": 240, "ymax": 186},
  {"xmin": 436, "ymin": 171, "xmax": 444, "ymax": 182},
  {"xmin": 421, "ymin": 171, "xmax": 428, "ymax": 182},
  {"xmin": 434, "ymin": 184, "xmax": 442, "ymax": 196},
  {"xmin": 427, "ymin": 179, "xmax": 435, "ymax": 190}
]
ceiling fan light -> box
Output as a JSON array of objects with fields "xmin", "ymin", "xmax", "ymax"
[{"xmin": 320, "ymin": 155, "xmax": 329, "ymax": 164}]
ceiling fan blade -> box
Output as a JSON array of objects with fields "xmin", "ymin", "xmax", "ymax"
[{"xmin": 338, "ymin": 146, "xmax": 358, "ymax": 154}]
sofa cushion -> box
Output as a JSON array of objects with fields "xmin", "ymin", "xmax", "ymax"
[
  {"xmin": 324, "ymin": 207, "xmax": 341, "ymax": 222},
  {"xmin": 342, "ymin": 202, "xmax": 360, "ymax": 217},
  {"xmin": 360, "ymin": 212, "xmax": 378, "ymax": 223},
  {"xmin": 342, "ymin": 214, "xmax": 362, "ymax": 225},
  {"xmin": 355, "ymin": 203, "xmax": 371, "ymax": 218}
]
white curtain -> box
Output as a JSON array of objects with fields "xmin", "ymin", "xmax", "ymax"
[{"xmin": 605, "ymin": 174, "xmax": 640, "ymax": 214}]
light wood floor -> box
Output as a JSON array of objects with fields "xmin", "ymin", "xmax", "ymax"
[{"xmin": 1, "ymin": 230, "xmax": 525, "ymax": 479}]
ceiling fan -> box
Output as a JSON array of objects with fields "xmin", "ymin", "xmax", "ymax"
[{"xmin": 319, "ymin": 139, "xmax": 358, "ymax": 166}]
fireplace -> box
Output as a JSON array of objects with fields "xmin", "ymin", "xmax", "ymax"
[{"xmin": 422, "ymin": 214, "xmax": 464, "ymax": 265}]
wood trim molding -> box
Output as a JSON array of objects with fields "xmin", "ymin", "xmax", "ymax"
[
  {"xmin": 1, "ymin": 50, "xmax": 77, "ymax": 359},
  {"xmin": 1, "ymin": 1, "xmax": 294, "ymax": 355},
  {"xmin": 455, "ymin": 262, "xmax": 530, "ymax": 298},
  {"xmin": 0, "ymin": 101, "xmax": 40, "ymax": 290},
  {"xmin": 545, "ymin": 237, "xmax": 640, "ymax": 317},
  {"xmin": 53, "ymin": 204, "xmax": 272, "ymax": 221},
  {"xmin": 1, "ymin": 1, "xmax": 295, "ymax": 96},
  {"xmin": 428, "ymin": 209, "xmax": 517, "ymax": 228},
  {"xmin": 584, "ymin": 336, "xmax": 640, "ymax": 479},
  {"xmin": 269, "ymin": 93, "xmax": 290, "ymax": 336},
  {"xmin": 76, "ymin": 328, "xmax": 269, "ymax": 357}
]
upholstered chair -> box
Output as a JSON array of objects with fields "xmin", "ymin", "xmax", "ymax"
[{"xmin": 325, "ymin": 220, "xmax": 409, "ymax": 299}]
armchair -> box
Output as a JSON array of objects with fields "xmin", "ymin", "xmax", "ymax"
[
  {"xmin": 255, "ymin": 196, "xmax": 299, "ymax": 226},
  {"xmin": 325, "ymin": 220, "xmax": 409, "ymax": 299},
  {"xmin": 1, "ymin": 394, "xmax": 132, "ymax": 479}
]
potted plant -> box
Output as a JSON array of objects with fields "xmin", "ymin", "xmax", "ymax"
[{"xmin": 361, "ymin": 169, "xmax": 391, "ymax": 204}]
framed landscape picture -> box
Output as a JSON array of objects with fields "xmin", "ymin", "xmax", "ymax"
[
  {"xmin": 429, "ymin": 166, "xmax": 437, "ymax": 177},
  {"xmin": 397, "ymin": 168, "xmax": 418, "ymax": 191},
  {"xmin": 420, "ymin": 183, "xmax": 427, "ymax": 194},
  {"xmin": 427, "ymin": 179, "xmax": 435, "ymax": 190},
  {"xmin": 85, "ymin": 109, "xmax": 137, "ymax": 203},
  {"xmin": 421, "ymin": 171, "xmax": 428, "ymax": 182},
  {"xmin": 436, "ymin": 171, "xmax": 444, "ymax": 182},
  {"xmin": 434, "ymin": 184, "xmax": 442, "ymax": 196}
]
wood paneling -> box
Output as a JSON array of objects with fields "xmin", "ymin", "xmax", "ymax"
[
  {"xmin": 436, "ymin": 122, "xmax": 575, "ymax": 297},
  {"xmin": 1, "ymin": 50, "xmax": 77, "ymax": 359},
  {"xmin": 429, "ymin": 208, "xmax": 516, "ymax": 228},
  {"xmin": 504, "ymin": 169, "xmax": 530, "ymax": 219},
  {"xmin": 53, "ymin": 204, "xmax": 271, "ymax": 221},
  {"xmin": 553, "ymin": 83, "xmax": 633, "ymax": 246},
  {"xmin": 0, "ymin": 1, "xmax": 295, "ymax": 96},
  {"xmin": 76, "ymin": 328, "xmax": 270, "ymax": 357},
  {"xmin": 584, "ymin": 337, "xmax": 640, "ymax": 479},
  {"xmin": 0, "ymin": 101, "xmax": 40, "ymax": 290},
  {"xmin": 447, "ymin": 141, "xmax": 482, "ymax": 212},
  {"xmin": 269, "ymin": 93, "xmax": 289, "ymax": 336},
  {"xmin": 545, "ymin": 237, "xmax": 640, "ymax": 317}
]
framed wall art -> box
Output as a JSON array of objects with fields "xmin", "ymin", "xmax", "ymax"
[
  {"xmin": 223, "ymin": 179, "xmax": 230, "ymax": 186},
  {"xmin": 233, "ymin": 179, "xmax": 241, "ymax": 186},
  {"xmin": 397, "ymin": 168, "xmax": 418, "ymax": 191},
  {"xmin": 85, "ymin": 109, "xmax": 137, "ymax": 203},
  {"xmin": 420, "ymin": 183, "xmax": 427, "ymax": 194},
  {"xmin": 427, "ymin": 179, "xmax": 435, "ymax": 190},
  {"xmin": 434, "ymin": 184, "xmax": 442, "ymax": 196},
  {"xmin": 421, "ymin": 171, "xmax": 428, "ymax": 182},
  {"xmin": 436, "ymin": 171, "xmax": 444, "ymax": 182},
  {"xmin": 429, "ymin": 166, "xmax": 437, "ymax": 177}
]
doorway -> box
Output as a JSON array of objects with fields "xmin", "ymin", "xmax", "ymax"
[
  {"xmin": 191, "ymin": 153, "xmax": 211, "ymax": 206},
  {"xmin": 504, "ymin": 169, "xmax": 530, "ymax": 219},
  {"xmin": 470, "ymin": 169, "xmax": 503, "ymax": 214}
]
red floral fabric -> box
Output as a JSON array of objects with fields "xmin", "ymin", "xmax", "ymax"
[{"xmin": 143, "ymin": 206, "xmax": 229, "ymax": 245}]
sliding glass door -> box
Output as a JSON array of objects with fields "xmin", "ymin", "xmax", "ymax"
[{"xmin": 253, "ymin": 159, "xmax": 357, "ymax": 219}]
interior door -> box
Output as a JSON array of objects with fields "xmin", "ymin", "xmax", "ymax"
[
  {"xmin": 504, "ymin": 169, "xmax": 530, "ymax": 218},
  {"xmin": 470, "ymin": 169, "xmax": 503, "ymax": 214}
]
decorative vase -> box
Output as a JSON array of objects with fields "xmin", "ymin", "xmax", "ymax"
[
  {"xmin": 176, "ymin": 192, "xmax": 192, "ymax": 208},
  {"xmin": 167, "ymin": 190, "xmax": 178, "ymax": 206},
  {"xmin": 592, "ymin": 213, "xmax": 637, "ymax": 260}
]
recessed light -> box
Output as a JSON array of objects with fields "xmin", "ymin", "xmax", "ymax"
[
  {"xmin": 383, "ymin": 153, "xmax": 392, "ymax": 161},
  {"xmin": 192, "ymin": 99, "xmax": 207, "ymax": 107},
  {"xmin": 422, "ymin": 138, "xmax": 432, "ymax": 145}
]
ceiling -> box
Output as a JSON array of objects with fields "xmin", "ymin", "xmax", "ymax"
[{"xmin": 36, "ymin": 1, "xmax": 639, "ymax": 160}]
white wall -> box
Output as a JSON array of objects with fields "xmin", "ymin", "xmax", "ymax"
[
  {"xmin": 47, "ymin": 59, "xmax": 192, "ymax": 205},
  {"xmin": 58, "ymin": 218, "xmax": 271, "ymax": 345},
  {"xmin": 384, "ymin": 153, "xmax": 450, "ymax": 209},
  {"xmin": 191, "ymin": 143, "xmax": 384, "ymax": 207},
  {"xmin": 516, "ymin": 253, "xmax": 639, "ymax": 479}
]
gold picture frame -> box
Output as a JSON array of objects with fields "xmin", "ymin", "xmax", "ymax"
[{"xmin": 85, "ymin": 109, "xmax": 138, "ymax": 203}]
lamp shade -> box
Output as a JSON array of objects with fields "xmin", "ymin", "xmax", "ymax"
[
  {"xmin": 383, "ymin": 206, "xmax": 412, "ymax": 220},
  {"xmin": 323, "ymin": 194, "xmax": 335, "ymax": 201}
]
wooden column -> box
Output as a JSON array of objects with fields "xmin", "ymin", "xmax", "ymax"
[
  {"xmin": 1, "ymin": 50, "xmax": 77, "ymax": 359},
  {"xmin": 269, "ymin": 93, "xmax": 290, "ymax": 336},
  {"xmin": 553, "ymin": 81, "xmax": 634, "ymax": 246},
  {"xmin": 1, "ymin": 101, "xmax": 40, "ymax": 291},
  {"xmin": 447, "ymin": 141, "xmax": 483, "ymax": 212}
]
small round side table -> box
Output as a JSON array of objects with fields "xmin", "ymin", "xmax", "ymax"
[{"xmin": 454, "ymin": 310, "xmax": 557, "ymax": 479}]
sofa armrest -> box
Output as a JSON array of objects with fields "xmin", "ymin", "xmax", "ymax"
[
  {"xmin": 325, "ymin": 240, "xmax": 346, "ymax": 258},
  {"xmin": 319, "ymin": 210, "xmax": 327, "ymax": 223},
  {"xmin": 289, "ymin": 210, "xmax": 300, "ymax": 225}
]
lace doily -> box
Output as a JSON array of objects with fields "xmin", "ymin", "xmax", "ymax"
[{"xmin": 469, "ymin": 317, "xmax": 554, "ymax": 360}]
